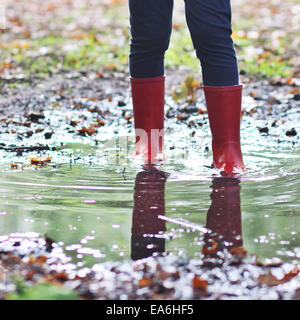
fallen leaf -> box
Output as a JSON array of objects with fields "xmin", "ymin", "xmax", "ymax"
[
  {"xmin": 258, "ymin": 266, "xmax": 300, "ymax": 287},
  {"xmin": 229, "ymin": 247, "xmax": 247, "ymax": 259},
  {"xmin": 138, "ymin": 278, "xmax": 151, "ymax": 287},
  {"xmin": 250, "ymin": 92, "xmax": 259, "ymax": 98},
  {"xmin": 289, "ymin": 89, "xmax": 299, "ymax": 94},
  {"xmin": 29, "ymin": 157, "xmax": 51, "ymax": 166},
  {"xmin": 78, "ymin": 124, "xmax": 97, "ymax": 136},
  {"xmin": 202, "ymin": 240, "xmax": 218, "ymax": 254},
  {"xmin": 192, "ymin": 275, "xmax": 208, "ymax": 291},
  {"xmin": 28, "ymin": 255, "xmax": 47, "ymax": 266}
]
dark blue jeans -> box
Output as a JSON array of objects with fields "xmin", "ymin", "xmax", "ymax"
[{"xmin": 129, "ymin": 0, "xmax": 239, "ymax": 86}]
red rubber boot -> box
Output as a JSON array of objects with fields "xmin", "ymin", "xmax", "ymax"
[
  {"xmin": 130, "ymin": 76, "xmax": 165, "ymax": 164},
  {"xmin": 203, "ymin": 85, "xmax": 245, "ymax": 175}
]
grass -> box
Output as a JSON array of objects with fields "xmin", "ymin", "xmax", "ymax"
[
  {"xmin": 0, "ymin": 34, "xmax": 130, "ymax": 78},
  {"xmin": 6, "ymin": 277, "xmax": 78, "ymax": 300},
  {"xmin": 0, "ymin": 0, "xmax": 296, "ymax": 83},
  {"xmin": 165, "ymin": 27, "xmax": 200, "ymax": 71}
]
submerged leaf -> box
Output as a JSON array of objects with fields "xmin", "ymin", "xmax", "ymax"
[{"xmin": 257, "ymin": 266, "xmax": 300, "ymax": 287}]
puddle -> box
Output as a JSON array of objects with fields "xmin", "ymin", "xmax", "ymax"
[
  {"xmin": 0, "ymin": 129, "xmax": 300, "ymax": 268},
  {"xmin": 0, "ymin": 78, "xmax": 300, "ymax": 272}
]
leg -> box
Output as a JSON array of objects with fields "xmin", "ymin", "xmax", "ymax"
[
  {"xmin": 129, "ymin": 0, "xmax": 174, "ymax": 78},
  {"xmin": 129, "ymin": 0, "xmax": 173, "ymax": 163},
  {"xmin": 184, "ymin": 0, "xmax": 238, "ymax": 86},
  {"xmin": 185, "ymin": 0, "xmax": 244, "ymax": 174}
]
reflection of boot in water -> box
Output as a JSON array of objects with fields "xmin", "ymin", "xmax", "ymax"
[
  {"xmin": 131, "ymin": 166, "xmax": 167, "ymax": 261},
  {"xmin": 203, "ymin": 177, "xmax": 242, "ymax": 266}
]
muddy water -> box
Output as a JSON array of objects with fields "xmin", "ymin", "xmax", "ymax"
[{"xmin": 0, "ymin": 128, "xmax": 300, "ymax": 267}]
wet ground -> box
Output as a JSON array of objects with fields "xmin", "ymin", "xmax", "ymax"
[
  {"xmin": 1, "ymin": 0, "xmax": 300, "ymax": 300},
  {"xmin": 0, "ymin": 69, "xmax": 300, "ymax": 299}
]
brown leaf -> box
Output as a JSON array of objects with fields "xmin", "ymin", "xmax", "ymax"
[
  {"xmin": 257, "ymin": 266, "xmax": 300, "ymax": 287},
  {"xmin": 26, "ymin": 130, "xmax": 33, "ymax": 137},
  {"xmin": 78, "ymin": 124, "xmax": 97, "ymax": 136},
  {"xmin": 10, "ymin": 163, "xmax": 18, "ymax": 169},
  {"xmin": 250, "ymin": 92, "xmax": 259, "ymax": 98},
  {"xmin": 15, "ymin": 121, "xmax": 32, "ymax": 127},
  {"xmin": 192, "ymin": 275, "xmax": 208, "ymax": 291},
  {"xmin": 28, "ymin": 255, "xmax": 47, "ymax": 266},
  {"xmin": 53, "ymin": 271, "xmax": 69, "ymax": 282},
  {"xmin": 29, "ymin": 157, "xmax": 51, "ymax": 166},
  {"xmin": 202, "ymin": 240, "xmax": 218, "ymax": 254},
  {"xmin": 172, "ymin": 23, "xmax": 181, "ymax": 30},
  {"xmin": 289, "ymin": 89, "xmax": 299, "ymax": 94},
  {"xmin": 95, "ymin": 119, "xmax": 105, "ymax": 126},
  {"xmin": 70, "ymin": 120, "xmax": 78, "ymax": 127},
  {"xmin": 229, "ymin": 247, "xmax": 247, "ymax": 259},
  {"xmin": 138, "ymin": 278, "xmax": 151, "ymax": 287},
  {"xmin": 25, "ymin": 270, "xmax": 35, "ymax": 280},
  {"xmin": 103, "ymin": 64, "xmax": 116, "ymax": 71}
]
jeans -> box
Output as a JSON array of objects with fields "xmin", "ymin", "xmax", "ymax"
[{"xmin": 129, "ymin": 0, "xmax": 239, "ymax": 86}]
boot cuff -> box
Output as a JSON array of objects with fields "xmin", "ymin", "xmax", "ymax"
[
  {"xmin": 203, "ymin": 85, "xmax": 243, "ymax": 92},
  {"xmin": 130, "ymin": 76, "xmax": 165, "ymax": 84}
]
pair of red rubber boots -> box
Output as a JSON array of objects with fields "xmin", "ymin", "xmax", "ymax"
[{"xmin": 130, "ymin": 76, "xmax": 245, "ymax": 175}]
